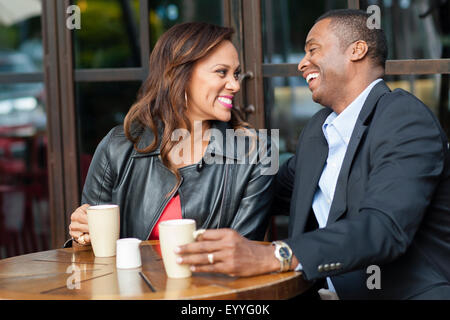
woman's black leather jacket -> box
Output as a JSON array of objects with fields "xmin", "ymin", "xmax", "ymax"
[{"xmin": 79, "ymin": 121, "xmax": 275, "ymax": 242}]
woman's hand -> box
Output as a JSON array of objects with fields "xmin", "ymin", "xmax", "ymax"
[{"xmin": 69, "ymin": 204, "xmax": 91, "ymax": 245}]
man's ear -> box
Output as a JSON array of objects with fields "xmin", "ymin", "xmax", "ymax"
[{"xmin": 349, "ymin": 40, "xmax": 369, "ymax": 62}]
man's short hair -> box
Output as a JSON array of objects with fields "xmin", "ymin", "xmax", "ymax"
[{"xmin": 316, "ymin": 9, "xmax": 388, "ymax": 69}]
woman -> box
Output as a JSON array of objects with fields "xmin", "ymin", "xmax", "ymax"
[{"xmin": 67, "ymin": 22, "xmax": 274, "ymax": 247}]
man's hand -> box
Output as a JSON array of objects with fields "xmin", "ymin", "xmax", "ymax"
[{"xmin": 175, "ymin": 229, "xmax": 280, "ymax": 277}]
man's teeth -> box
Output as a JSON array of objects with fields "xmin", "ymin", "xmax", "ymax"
[
  {"xmin": 306, "ymin": 73, "xmax": 319, "ymax": 84},
  {"xmin": 218, "ymin": 97, "xmax": 232, "ymax": 105}
]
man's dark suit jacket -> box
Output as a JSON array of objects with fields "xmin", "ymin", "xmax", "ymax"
[{"xmin": 275, "ymin": 81, "xmax": 450, "ymax": 299}]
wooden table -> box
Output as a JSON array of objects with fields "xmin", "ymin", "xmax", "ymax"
[{"xmin": 0, "ymin": 241, "xmax": 312, "ymax": 300}]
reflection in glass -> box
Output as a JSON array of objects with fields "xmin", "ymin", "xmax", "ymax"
[
  {"xmin": 74, "ymin": 0, "xmax": 141, "ymax": 68},
  {"xmin": 264, "ymin": 77, "xmax": 323, "ymax": 155},
  {"xmin": 148, "ymin": 0, "xmax": 224, "ymax": 49},
  {"xmin": 0, "ymin": 0, "xmax": 41, "ymax": 27},
  {"xmin": 262, "ymin": 0, "xmax": 347, "ymax": 64},
  {"xmin": 0, "ymin": 1, "xmax": 43, "ymax": 72},
  {"xmin": 359, "ymin": 0, "xmax": 449, "ymax": 59},
  {"xmin": 0, "ymin": 1, "xmax": 49, "ymax": 259},
  {"xmin": 385, "ymin": 74, "xmax": 450, "ymax": 138},
  {"xmin": 73, "ymin": 0, "xmax": 224, "ymax": 67},
  {"xmin": 0, "ymin": 82, "xmax": 45, "ymax": 127},
  {"xmin": 0, "ymin": 83, "xmax": 49, "ymax": 259},
  {"xmin": 75, "ymin": 81, "xmax": 141, "ymax": 186}
]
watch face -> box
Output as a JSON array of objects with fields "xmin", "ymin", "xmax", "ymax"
[{"xmin": 279, "ymin": 247, "xmax": 290, "ymax": 259}]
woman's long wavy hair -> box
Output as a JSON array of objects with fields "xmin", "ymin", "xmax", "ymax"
[{"xmin": 124, "ymin": 22, "xmax": 250, "ymax": 195}]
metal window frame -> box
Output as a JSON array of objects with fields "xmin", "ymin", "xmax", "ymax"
[
  {"xmin": 348, "ymin": 0, "xmax": 360, "ymax": 9},
  {"xmin": 45, "ymin": 0, "xmax": 150, "ymax": 248},
  {"xmin": 40, "ymin": 0, "xmax": 79, "ymax": 248},
  {"xmin": 241, "ymin": 0, "xmax": 265, "ymax": 129},
  {"xmin": 40, "ymin": 0, "xmax": 67, "ymax": 248},
  {"xmin": 0, "ymin": 73, "xmax": 44, "ymax": 83},
  {"xmin": 262, "ymin": 60, "xmax": 450, "ymax": 77}
]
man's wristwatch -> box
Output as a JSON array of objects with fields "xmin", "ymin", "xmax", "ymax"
[{"xmin": 272, "ymin": 241, "xmax": 293, "ymax": 272}]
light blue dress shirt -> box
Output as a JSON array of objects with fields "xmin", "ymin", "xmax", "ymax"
[{"xmin": 295, "ymin": 79, "xmax": 382, "ymax": 293}]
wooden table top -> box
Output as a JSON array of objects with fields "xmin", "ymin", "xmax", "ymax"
[{"xmin": 0, "ymin": 240, "xmax": 312, "ymax": 300}]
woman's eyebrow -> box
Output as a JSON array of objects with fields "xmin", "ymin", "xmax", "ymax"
[
  {"xmin": 213, "ymin": 64, "xmax": 241, "ymax": 70},
  {"xmin": 213, "ymin": 64, "xmax": 230, "ymax": 68}
]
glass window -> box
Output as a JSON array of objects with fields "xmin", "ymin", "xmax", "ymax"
[
  {"xmin": 0, "ymin": 1, "xmax": 43, "ymax": 72},
  {"xmin": 73, "ymin": 0, "xmax": 141, "ymax": 68},
  {"xmin": 0, "ymin": 83, "xmax": 45, "ymax": 128},
  {"xmin": 385, "ymin": 74, "xmax": 450, "ymax": 136},
  {"xmin": 75, "ymin": 81, "xmax": 142, "ymax": 186},
  {"xmin": 262, "ymin": 0, "xmax": 347, "ymax": 64},
  {"xmin": 0, "ymin": 1, "xmax": 49, "ymax": 259},
  {"xmin": 148, "ymin": 0, "xmax": 224, "ymax": 49},
  {"xmin": 359, "ymin": 0, "xmax": 449, "ymax": 59},
  {"xmin": 73, "ymin": 0, "xmax": 224, "ymax": 69},
  {"xmin": 0, "ymin": 82, "xmax": 50, "ymax": 259},
  {"xmin": 264, "ymin": 77, "xmax": 324, "ymax": 155}
]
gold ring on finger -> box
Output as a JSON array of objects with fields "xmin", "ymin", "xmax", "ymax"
[
  {"xmin": 207, "ymin": 253, "xmax": 214, "ymax": 264},
  {"xmin": 77, "ymin": 233, "xmax": 86, "ymax": 245}
]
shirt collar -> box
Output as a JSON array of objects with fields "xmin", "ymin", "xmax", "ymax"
[{"xmin": 322, "ymin": 78, "xmax": 382, "ymax": 145}]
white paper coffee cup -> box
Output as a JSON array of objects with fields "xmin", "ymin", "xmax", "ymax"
[{"xmin": 87, "ymin": 204, "xmax": 120, "ymax": 257}]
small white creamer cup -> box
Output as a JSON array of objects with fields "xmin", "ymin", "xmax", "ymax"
[{"xmin": 116, "ymin": 238, "xmax": 142, "ymax": 269}]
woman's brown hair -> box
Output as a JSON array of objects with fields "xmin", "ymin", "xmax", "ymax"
[{"xmin": 124, "ymin": 22, "xmax": 250, "ymax": 194}]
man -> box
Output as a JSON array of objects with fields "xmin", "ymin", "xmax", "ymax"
[{"xmin": 176, "ymin": 9, "xmax": 450, "ymax": 299}]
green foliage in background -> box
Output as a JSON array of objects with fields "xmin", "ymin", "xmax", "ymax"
[
  {"xmin": 74, "ymin": 0, "xmax": 140, "ymax": 68},
  {"xmin": 74, "ymin": 0, "xmax": 222, "ymax": 69}
]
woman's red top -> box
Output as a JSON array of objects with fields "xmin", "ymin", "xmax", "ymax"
[{"xmin": 148, "ymin": 194, "xmax": 182, "ymax": 240}]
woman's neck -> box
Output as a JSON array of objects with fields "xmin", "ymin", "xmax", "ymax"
[{"xmin": 169, "ymin": 119, "xmax": 212, "ymax": 169}]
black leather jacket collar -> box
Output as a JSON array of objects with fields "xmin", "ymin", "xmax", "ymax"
[{"xmin": 131, "ymin": 121, "xmax": 243, "ymax": 161}]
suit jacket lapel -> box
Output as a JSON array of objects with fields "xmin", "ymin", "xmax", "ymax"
[
  {"xmin": 290, "ymin": 109, "xmax": 330, "ymax": 236},
  {"xmin": 326, "ymin": 119, "xmax": 368, "ymax": 225},
  {"xmin": 326, "ymin": 81, "xmax": 391, "ymax": 225}
]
